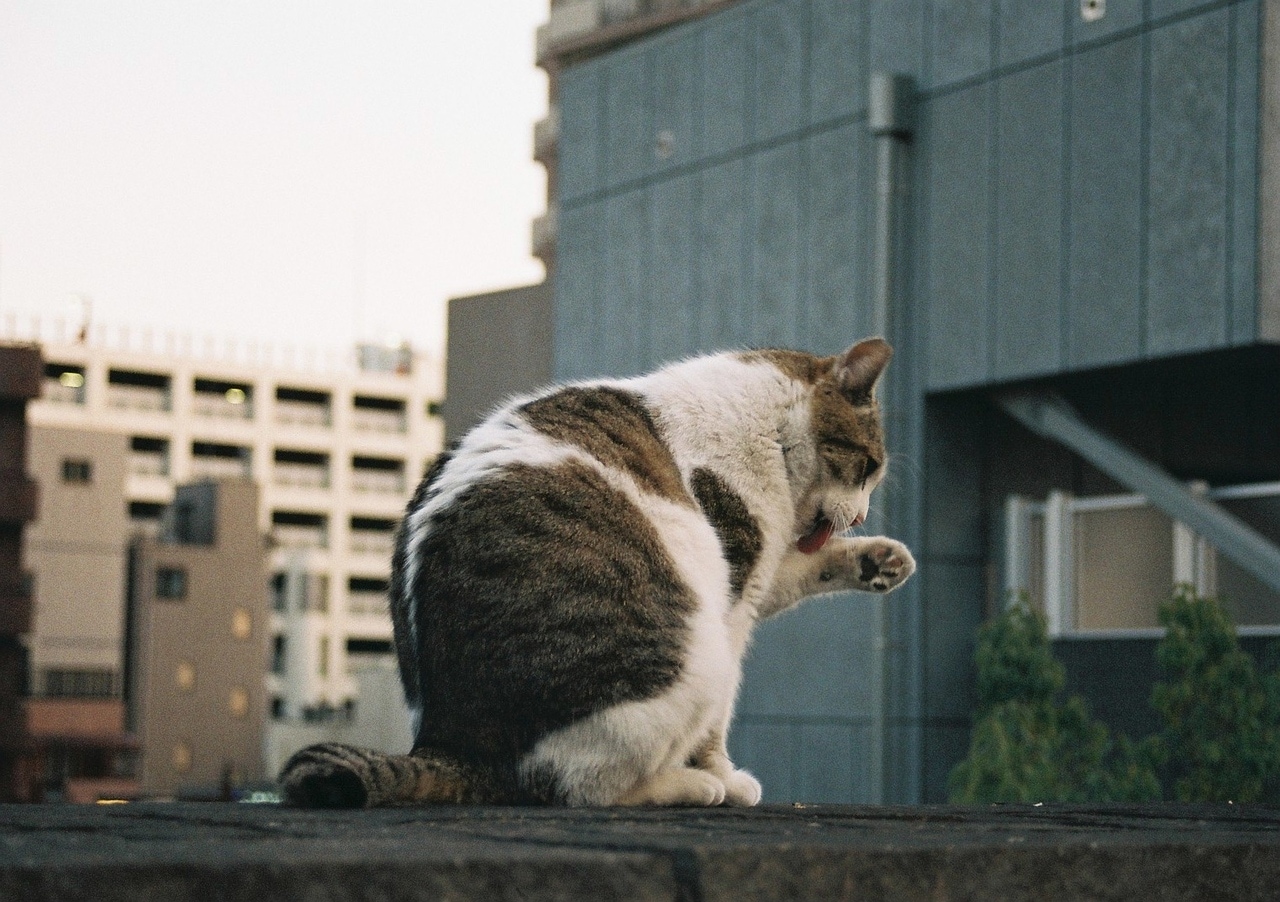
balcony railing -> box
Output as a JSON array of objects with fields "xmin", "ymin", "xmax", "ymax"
[
  {"xmin": 43, "ymin": 379, "xmax": 86, "ymax": 405},
  {"xmin": 189, "ymin": 457, "xmax": 251, "ymax": 481},
  {"xmin": 192, "ymin": 393, "xmax": 253, "ymax": 420},
  {"xmin": 350, "ymin": 470, "xmax": 406, "ymax": 495},
  {"xmin": 273, "ymin": 525, "xmax": 328, "ymax": 551},
  {"xmin": 129, "ymin": 454, "xmax": 169, "ymax": 478},
  {"xmin": 274, "ymin": 401, "xmax": 331, "ymax": 429},
  {"xmin": 273, "ymin": 464, "xmax": 330, "ymax": 491},
  {"xmin": 351, "ymin": 409, "xmax": 406, "ymax": 434},
  {"xmin": 348, "ymin": 592, "xmax": 389, "ymax": 617},
  {"xmin": 106, "ymin": 385, "xmax": 170, "ymax": 413},
  {"xmin": 350, "ymin": 532, "xmax": 396, "ymax": 557}
]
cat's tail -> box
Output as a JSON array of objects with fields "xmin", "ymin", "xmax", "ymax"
[{"xmin": 278, "ymin": 742, "xmax": 506, "ymax": 808}]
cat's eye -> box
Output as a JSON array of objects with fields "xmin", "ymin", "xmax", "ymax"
[{"xmin": 862, "ymin": 458, "xmax": 881, "ymax": 483}]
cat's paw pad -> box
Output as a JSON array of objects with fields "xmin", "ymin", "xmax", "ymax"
[
  {"xmin": 722, "ymin": 768, "xmax": 763, "ymax": 807},
  {"xmin": 856, "ymin": 539, "xmax": 915, "ymax": 593}
]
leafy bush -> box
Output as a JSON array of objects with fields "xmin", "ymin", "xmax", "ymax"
[
  {"xmin": 948, "ymin": 602, "xmax": 1161, "ymax": 803},
  {"xmin": 1151, "ymin": 587, "xmax": 1280, "ymax": 803}
]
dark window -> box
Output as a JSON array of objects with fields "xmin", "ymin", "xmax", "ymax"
[
  {"xmin": 276, "ymin": 386, "xmax": 330, "ymax": 405},
  {"xmin": 61, "ymin": 459, "xmax": 92, "ymax": 484},
  {"xmin": 271, "ymin": 635, "xmax": 287, "ymax": 675},
  {"xmin": 130, "ymin": 435, "xmax": 168, "ymax": 453},
  {"xmin": 352, "ymin": 455, "xmax": 404, "ymax": 472},
  {"xmin": 129, "ymin": 501, "xmax": 165, "ymax": 522},
  {"xmin": 346, "ymin": 637, "xmax": 393, "ymax": 655},
  {"xmin": 426, "ymin": 400, "xmax": 443, "ymax": 417},
  {"xmin": 271, "ymin": 510, "xmax": 326, "ymax": 528},
  {"xmin": 44, "ymin": 668, "xmax": 116, "ymax": 699},
  {"xmin": 274, "ymin": 448, "xmax": 328, "ymax": 466},
  {"xmin": 348, "ymin": 576, "xmax": 390, "ymax": 593},
  {"xmin": 108, "ymin": 368, "xmax": 169, "ymax": 389},
  {"xmin": 191, "ymin": 441, "xmax": 248, "ymax": 459},
  {"xmin": 270, "ymin": 572, "xmax": 287, "ymax": 612},
  {"xmin": 193, "ymin": 377, "xmax": 251, "ymax": 397},
  {"xmin": 350, "ymin": 516, "xmax": 396, "ymax": 533},
  {"xmin": 352, "ymin": 395, "xmax": 405, "ymax": 412},
  {"xmin": 270, "ymin": 696, "xmax": 286, "ymax": 719},
  {"xmin": 156, "ymin": 566, "xmax": 187, "ymax": 600}
]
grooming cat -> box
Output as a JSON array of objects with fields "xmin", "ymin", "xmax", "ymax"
[{"xmin": 280, "ymin": 337, "xmax": 914, "ymax": 807}]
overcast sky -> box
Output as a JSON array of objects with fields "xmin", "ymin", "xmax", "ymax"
[{"xmin": 0, "ymin": 1, "xmax": 548, "ymax": 356}]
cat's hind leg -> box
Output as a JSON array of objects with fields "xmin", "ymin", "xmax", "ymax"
[{"xmin": 689, "ymin": 734, "xmax": 762, "ymax": 807}]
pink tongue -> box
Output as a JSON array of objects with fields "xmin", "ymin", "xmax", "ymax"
[{"xmin": 797, "ymin": 517, "xmax": 835, "ymax": 555}]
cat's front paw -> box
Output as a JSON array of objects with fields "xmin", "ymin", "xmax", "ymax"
[
  {"xmin": 722, "ymin": 768, "xmax": 762, "ymax": 807},
  {"xmin": 852, "ymin": 538, "xmax": 915, "ymax": 593}
]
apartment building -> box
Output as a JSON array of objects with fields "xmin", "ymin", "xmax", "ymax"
[
  {"xmin": 0, "ymin": 343, "xmax": 41, "ymax": 801},
  {"xmin": 24, "ymin": 424, "xmax": 138, "ymax": 801},
  {"xmin": 127, "ymin": 479, "xmax": 270, "ymax": 796},
  {"xmin": 17, "ymin": 322, "xmax": 444, "ymax": 741}
]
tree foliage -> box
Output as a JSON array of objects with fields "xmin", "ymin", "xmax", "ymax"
[
  {"xmin": 1151, "ymin": 587, "xmax": 1280, "ymax": 803},
  {"xmin": 948, "ymin": 602, "xmax": 1161, "ymax": 804}
]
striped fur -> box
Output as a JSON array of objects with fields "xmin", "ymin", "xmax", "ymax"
[{"xmin": 279, "ymin": 338, "xmax": 915, "ymax": 808}]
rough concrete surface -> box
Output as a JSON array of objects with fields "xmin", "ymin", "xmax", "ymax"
[{"xmin": 1, "ymin": 802, "xmax": 1278, "ymax": 901}]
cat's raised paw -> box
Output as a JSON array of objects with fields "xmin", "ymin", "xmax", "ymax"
[{"xmin": 855, "ymin": 539, "xmax": 915, "ymax": 593}]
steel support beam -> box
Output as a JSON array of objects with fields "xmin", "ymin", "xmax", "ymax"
[{"xmin": 999, "ymin": 392, "xmax": 1280, "ymax": 595}]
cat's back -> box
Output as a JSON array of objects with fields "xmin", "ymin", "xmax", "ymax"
[{"xmin": 393, "ymin": 366, "xmax": 743, "ymax": 773}]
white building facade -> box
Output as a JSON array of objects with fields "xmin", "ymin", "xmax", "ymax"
[{"xmin": 16, "ymin": 319, "xmax": 443, "ymax": 745}]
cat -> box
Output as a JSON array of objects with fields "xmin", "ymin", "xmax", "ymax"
[{"xmin": 280, "ymin": 337, "xmax": 915, "ymax": 807}]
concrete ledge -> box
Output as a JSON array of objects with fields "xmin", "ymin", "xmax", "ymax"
[{"xmin": 2, "ymin": 803, "xmax": 1278, "ymax": 901}]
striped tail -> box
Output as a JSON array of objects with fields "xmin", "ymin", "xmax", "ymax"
[{"xmin": 279, "ymin": 742, "xmax": 503, "ymax": 808}]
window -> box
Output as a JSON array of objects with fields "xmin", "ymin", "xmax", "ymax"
[
  {"xmin": 156, "ymin": 567, "xmax": 187, "ymax": 600},
  {"xmin": 129, "ymin": 501, "xmax": 165, "ymax": 523},
  {"xmin": 348, "ymin": 576, "xmax": 390, "ymax": 616},
  {"xmin": 318, "ymin": 635, "xmax": 330, "ymax": 678},
  {"xmin": 193, "ymin": 377, "xmax": 253, "ymax": 419},
  {"xmin": 61, "ymin": 459, "xmax": 92, "ymax": 484},
  {"xmin": 175, "ymin": 662, "xmax": 196, "ymax": 691},
  {"xmin": 43, "ymin": 668, "xmax": 116, "ymax": 699},
  {"xmin": 45, "ymin": 363, "xmax": 86, "ymax": 404},
  {"xmin": 107, "ymin": 368, "xmax": 171, "ymax": 412},
  {"xmin": 270, "ymin": 696, "xmax": 286, "ymax": 719},
  {"xmin": 232, "ymin": 607, "xmax": 252, "ymax": 640},
  {"xmin": 172, "ymin": 742, "xmax": 192, "ymax": 773},
  {"xmin": 271, "ymin": 635, "xmax": 287, "ymax": 676},
  {"xmin": 1005, "ymin": 483, "xmax": 1280, "ymax": 635},
  {"xmin": 229, "ymin": 687, "xmax": 250, "ymax": 719},
  {"xmin": 270, "ymin": 572, "xmax": 287, "ymax": 612}
]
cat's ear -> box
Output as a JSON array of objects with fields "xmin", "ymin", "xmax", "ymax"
[{"xmin": 834, "ymin": 338, "xmax": 892, "ymax": 402}]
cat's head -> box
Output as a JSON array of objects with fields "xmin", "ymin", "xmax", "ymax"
[{"xmin": 784, "ymin": 338, "xmax": 891, "ymax": 554}]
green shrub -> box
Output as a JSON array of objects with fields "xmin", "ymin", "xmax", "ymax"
[
  {"xmin": 1152, "ymin": 587, "xmax": 1280, "ymax": 803},
  {"xmin": 948, "ymin": 602, "xmax": 1161, "ymax": 804}
]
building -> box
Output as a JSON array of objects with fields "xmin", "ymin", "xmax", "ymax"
[
  {"xmin": 443, "ymin": 283, "xmax": 554, "ymax": 441},
  {"xmin": 0, "ymin": 343, "xmax": 41, "ymax": 801},
  {"xmin": 126, "ymin": 479, "xmax": 269, "ymax": 795},
  {"xmin": 24, "ymin": 425, "xmax": 138, "ymax": 801},
  {"xmin": 539, "ymin": 0, "xmax": 1280, "ymax": 802},
  {"xmin": 4, "ymin": 321, "xmax": 444, "ymax": 775},
  {"xmin": 532, "ymin": 0, "xmax": 745, "ymax": 271}
]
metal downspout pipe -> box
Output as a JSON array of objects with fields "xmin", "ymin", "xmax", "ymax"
[{"xmin": 867, "ymin": 72, "xmax": 914, "ymax": 804}]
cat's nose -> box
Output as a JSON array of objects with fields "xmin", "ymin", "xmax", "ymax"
[{"xmin": 852, "ymin": 512, "xmax": 865, "ymax": 527}]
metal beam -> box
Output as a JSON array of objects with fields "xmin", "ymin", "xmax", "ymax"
[{"xmin": 998, "ymin": 391, "xmax": 1280, "ymax": 594}]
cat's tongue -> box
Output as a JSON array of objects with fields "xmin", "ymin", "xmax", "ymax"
[{"xmin": 797, "ymin": 516, "xmax": 835, "ymax": 555}]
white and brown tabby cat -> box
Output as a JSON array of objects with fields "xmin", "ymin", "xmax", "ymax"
[{"xmin": 280, "ymin": 337, "xmax": 914, "ymax": 807}]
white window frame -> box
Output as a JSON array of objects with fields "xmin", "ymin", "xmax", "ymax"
[{"xmin": 1005, "ymin": 481, "xmax": 1280, "ymax": 639}]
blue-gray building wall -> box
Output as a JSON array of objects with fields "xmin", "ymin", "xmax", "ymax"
[{"xmin": 552, "ymin": 0, "xmax": 1265, "ymax": 802}]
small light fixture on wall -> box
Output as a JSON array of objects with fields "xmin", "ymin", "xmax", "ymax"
[{"xmin": 1081, "ymin": 0, "xmax": 1105, "ymax": 22}]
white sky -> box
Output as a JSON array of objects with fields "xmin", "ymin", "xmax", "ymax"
[{"xmin": 0, "ymin": 1, "xmax": 548, "ymax": 357}]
